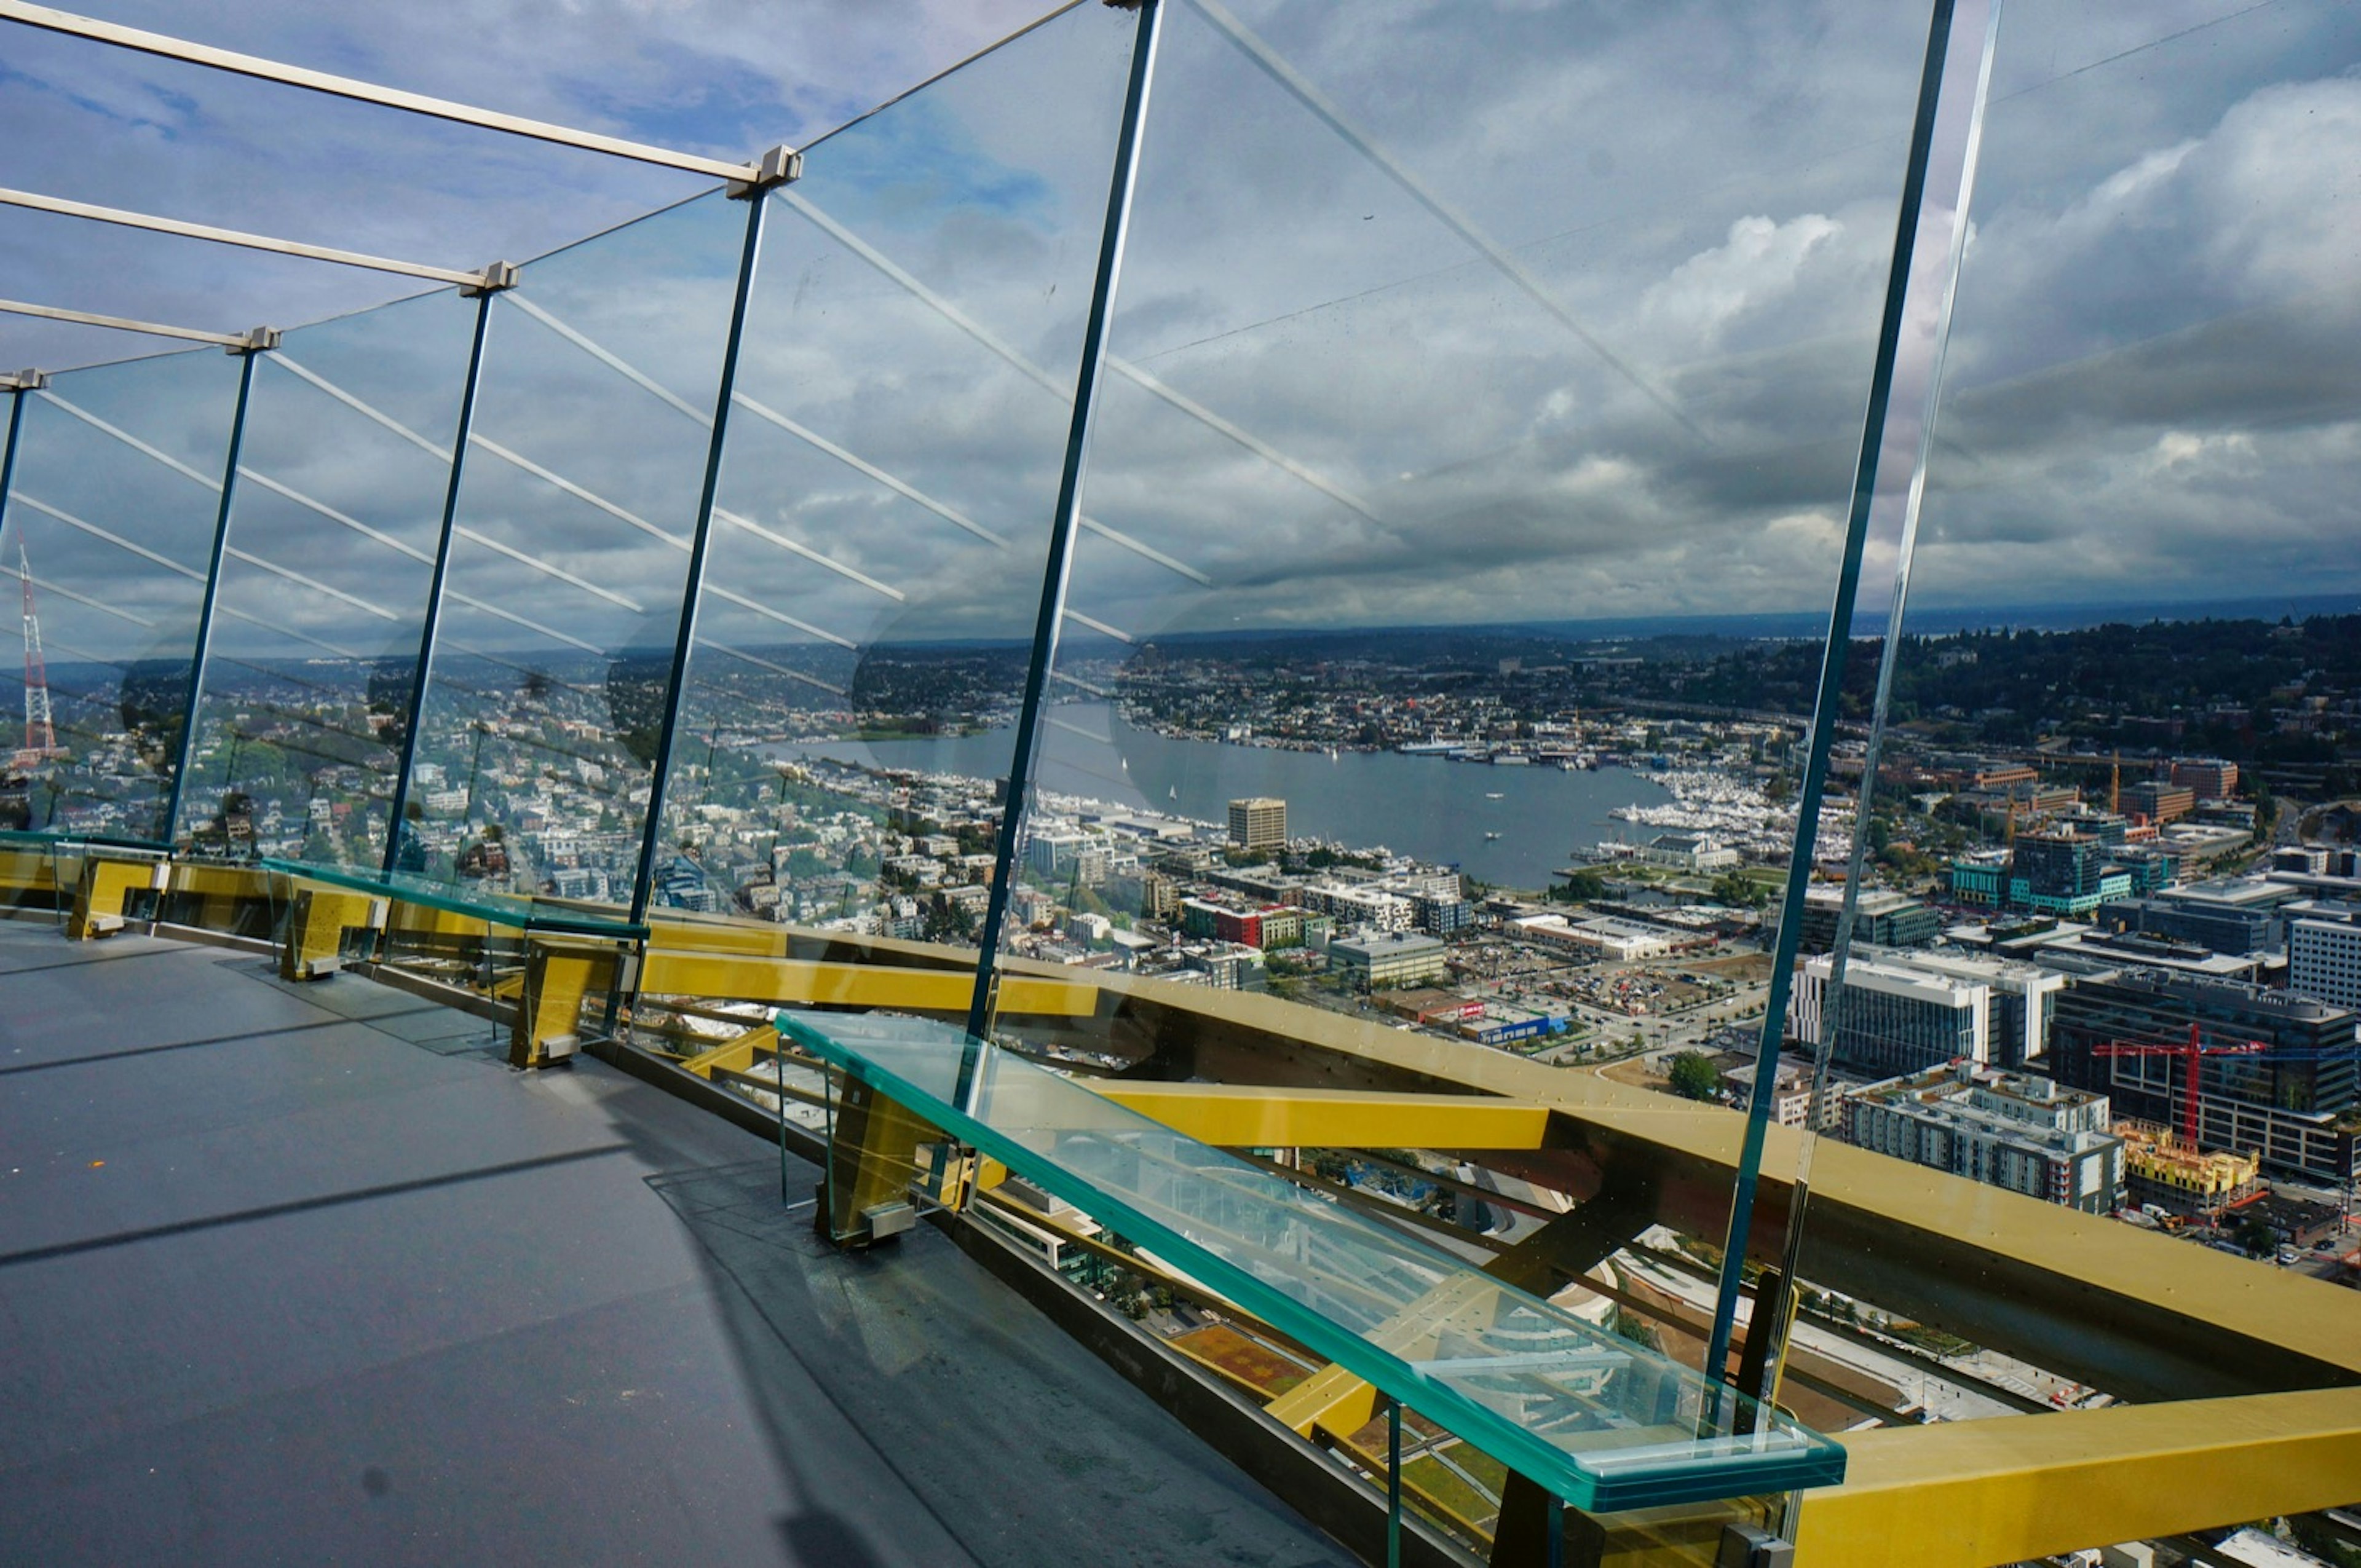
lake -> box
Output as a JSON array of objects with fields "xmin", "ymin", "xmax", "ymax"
[{"xmin": 781, "ymin": 701, "xmax": 1669, "ymax": 891}]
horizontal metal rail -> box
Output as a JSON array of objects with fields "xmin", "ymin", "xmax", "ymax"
[
  {"xmin": 0, "ymin": 187, "xmax": 491, "ymax": 285},
  {"xmin": 0, "ymin": 0, "xmax": 767, "ymax": 183},
  {"xmin": 0, "ymin": 296, "xmax": 243, "ymax": 346}
]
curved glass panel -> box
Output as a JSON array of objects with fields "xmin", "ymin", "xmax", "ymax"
[
  {"xmin": 1897, "ymin": 1, "xmax": 2361, "ymax": 1192},
  {"xmin": 398, "ymin": 193, "xmax": 745, "ymax": 907},
  {"xmin": 0, "ymin": 349, "xmax": 241, "ymax": 843},
  {"xmin": 647, "ymin": 4, "xmax": 1139, "ymax": 935},
  {"xmin": 176, "ymin": 290, "xmax": 477, "ymax": 868}
]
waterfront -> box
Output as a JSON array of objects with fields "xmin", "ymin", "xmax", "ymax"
[{"xmin": 783, "ymin": 701, "xmax": 1671, "ymax": 890}]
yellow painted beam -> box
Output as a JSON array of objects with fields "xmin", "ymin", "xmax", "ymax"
[
  {"xmin": 639, "ymin": 948, "xmax": 1096, "ymax": 1018},
  {"xmin": 1096, "ymin": 1082, "xmax": 1550, "ymax": 1151},
  {"xmin": 69, "ymin": 856, "xmax": 158, "ymax": 939},
  {"xmin": 679, "ymin": 1025, "xmax": 769, "ymax": 1081},
  {"xmin": 1794, "ymin": 1387, "xmax": 2361, "ymax": 1567},
  {"xmin": 170, "ymin": 864, "xmax": 270, "ymax": 897}
]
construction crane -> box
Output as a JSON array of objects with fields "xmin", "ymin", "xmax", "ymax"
[{"xmin": 2093, "ymin": 1022, "xmax": 2267, "ymax": 1150}]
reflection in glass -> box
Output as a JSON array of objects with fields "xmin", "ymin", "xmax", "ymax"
[
  {"xmin": 175, "ymin": 291, "xmax": 477, "ymax": 869},
  {"xmin": 987, "ymin": 0, "xmax": 1935, "ymax": 1154},
  {"xmin": 646, "ymin": 4, "xmax": 1140, "ymax": 937},
  {"xmin": 0, "ymin": 349, "xmax": 241, "ymax": 843},
  {"xmin": 400, "ymin": 194, "xmax": 745, "ymax": 908}
]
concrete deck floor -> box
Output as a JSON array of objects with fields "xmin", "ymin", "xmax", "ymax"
[{"xmin": 0, "ymin": 919, "xmax": 1348, "ymax": 1566}]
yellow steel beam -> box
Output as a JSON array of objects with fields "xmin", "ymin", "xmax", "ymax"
[
  {"xmin": 638, "ymin": 948, "xmax": 1096, "ymax": 1017},
  {"xmin": 1096, "ymin": 1082, "xmax": 1551, "ymax": 1151},
  {"xmin": 1069, "ymin": 967, "xmax": 2361, "ymax": 1395},
  {"xmin": 68, "ymin": 854, "xmax": 159, "ymax": 939},
  {"xmin": 170, "ymin": 863, "xmax": 270, "ymax": 897},
  {"xmin": 1794, "ymin": 1387, "xmax": 2361, "ymax": 1567},
  {"xmin": 280, "ymin": 888, "xmax": 376, "ymax": 980},
  {"xmin": 678, "ymin": 1025, "xmax": 769, "ymax": 1081},
  {"xmin": 509, "ymin": 936, "xmax": 622, "ymax": 1068}
]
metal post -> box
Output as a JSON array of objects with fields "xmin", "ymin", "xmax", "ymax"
[
  {"xmin": 162, "ymin": 344, "xmax": 264, "ymax": 848},
  {"xmin": 964, "ymin": 0, "xmax": 1165, "ymax": 1050},
  {"xmin": 1386, "ymin": 1397, "xmax": 1402, "ymax": 1568},
  {"xmin": 1754, "ymin": 0, "xmax": 2005, "ymax": 1412},
  {"xmin": 1701, "ymin": 0, "xmax": 1961, "ymax": 1393},
  {"xmin": 0, "ymin": 383, "xmax": 28, "ymax": 553},
  {"xmin": 628, "ymin": 183, "xmax": 776, "ymax": 926},
  {"xmin": 383, "ymin": 286, "xmax": 500, "ymax": 876}
]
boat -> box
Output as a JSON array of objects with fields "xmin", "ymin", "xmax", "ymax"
[
  {"xmin": 1485, "ymin": 791, "xmax": 1504, "ymax": 800},
  {"xmin": 1484, "ymin": 831, "xmax": 1503, "ymax": 841}
]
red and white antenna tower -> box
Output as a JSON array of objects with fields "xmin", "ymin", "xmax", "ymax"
[{"xmin": 17, "ymin": 543, "xmax": 60, "ymax": 766}]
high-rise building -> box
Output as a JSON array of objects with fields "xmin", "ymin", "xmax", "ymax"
[{"xmin": 1227, "ymin": 797, "xmax": 1286, "ymax": 850}]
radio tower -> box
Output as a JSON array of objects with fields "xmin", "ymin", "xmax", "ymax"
[{"xmin": 16, "ymin": 543, "xmax": 59, "ymax": 768}]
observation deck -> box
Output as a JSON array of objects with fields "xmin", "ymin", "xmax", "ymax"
[{"xmin": 0, "ymin": 918, "xmax": 1348, "ymax": 1566}]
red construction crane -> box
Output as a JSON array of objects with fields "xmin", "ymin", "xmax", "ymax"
[{"xmin": 2093, "ymin": 1022, "xmax": 2266, "ymax": 1150}]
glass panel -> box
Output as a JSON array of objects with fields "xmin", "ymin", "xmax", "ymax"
[
  {"xmin": 1903, "ymin": 1, "xmax": 2361, "ymax": 1194},
  {"xmin": 983, "ymin": 0, "xmax": 1936, "ymax": 1411},
  {"xmin": 176, "ymin": 290, "xmax": 478, "ymax": 869},
  {"xmin": 0, "ymin": 348, "xmax": 242, "ymax": 845},
  {"xmin": 646, "ymin": 3, "xmax": 1141, "ymax": 937},
  {"xmin": 398, "ymin": 193, "xmax": 746, "ymax": 909},
  {"xmin": 782, "ymin": 1008, "xmax": 1846, "ymax": 1515},
  {"xmin": 995, "ymin": 0, "xmax": 1938, "ymax": 998}
]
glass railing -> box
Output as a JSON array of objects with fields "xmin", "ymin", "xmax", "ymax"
[
  {"xmin": 783, "ymin": 1007, "xmax": 1845, "ymax": 1513},
  {"xmin": 9, "ymin": 0, "xmax": 2361, "ymax": 1558}
]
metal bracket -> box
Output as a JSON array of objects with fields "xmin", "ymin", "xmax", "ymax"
[
  {"xmin": 462, "ymin": 260, "xmax": 521, "ymax": 297},
  {"xmin": 1717, "ymin": 1523, "xmax": 1796, "ymax": 1568},
  {"xmin": 3, "ymin": 368, "xmax": 48, "ymax": 390},
  {"xmin": 727, "ymin": 144, "xmax": 801, "ymax": 199},
  {"xmin": 226, "ymin": 325, "xmax": 280, "ymax": 356}
]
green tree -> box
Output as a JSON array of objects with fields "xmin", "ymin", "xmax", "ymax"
[{"xmin": 1666, "ymin": 1050, "xmax": 1723, "ymax": 1102}]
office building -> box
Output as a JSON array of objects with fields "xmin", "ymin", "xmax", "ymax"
[
  {"xmin": 1846, "ymin": 1062, "xmax": 2123, "ymax": 1213},
  {"xmin": 2049, "ymin": 971, "xmax": 2361, "ymax": 1181},
  {"xmin": 1331, "ymin": 932, "xmax": 1449, "ymax": 990},
  {"xmin": 1227, "ymin": 797, "xmax": 1286, "ymax": 851},
  {"xmin": 1791, "ymin": 951, "xmax": 1988, "ymax": 1078},
  {"xmin": 2290, "ymin": 905, "xmax": 2361, "ymax": 1012},
  {"xmin": 2169, "ymin": 759, "xmax": 2239, "ymax": 800},
  {"xmin": 2098, "ymin": 877, "xmax": 2299, "ymax": 956},
  {"xmin": 1796, "ymin": 885, "xmax": 1940, "ymax": 953},
  {"xmin": 1849, "ymin": 945, "xmax": 2066, "ymax": 1068},
  {"xmin": 2121, "ymin": 781, "xmax": 2195, "ymax": 825}
]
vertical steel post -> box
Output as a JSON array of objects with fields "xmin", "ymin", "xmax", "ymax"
[
  {"xmin": 0, "ymin": 384, "xmax": 28, "ymax": 564},
  {"xmin": 1754, "ymin": 0, "xmax": 2005, "ymax": 1412},
  {"xmin": 1702, "ymin": 0, "xmax": 1961, "ymax": 1392},
  {"xmin": 383, "ymin": 287, "xmax": 500, "ymax": 875},
  {"xmin": 965, "ymin": 0, "xmax": 1166, "ymax": 1048},
  {"xmin": 162, "ymin": 345, "xmax": 262, "ymax": 848},
  {"xmin": 1386, "ymin": 1398, "xmax": 1402, "ymax": 1568},
  {"xmin": 628, "ymin": 184, "xmax": 775, "ymax": 925}
]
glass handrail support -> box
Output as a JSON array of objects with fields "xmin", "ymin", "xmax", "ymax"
[
  {"xmin": 775, "ymin": 1009, "xmax": 1846, "ymax": 1514},
  {"xmin": 258, "ymin": 856, "xmax": 647, "ymax": 940}
]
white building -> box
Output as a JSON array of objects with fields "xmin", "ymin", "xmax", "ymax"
[
  {"xmin": 1791, "ymin": 952, "xmax": 1989, "ymax": 1078},
  {"xmin": 2290, "ymin": 905, "xmax": 2361, "ymax": 1012},
  {"xmin": 1846, "ymin": 1061, "xmax": 2123, "ymax": 1213}
]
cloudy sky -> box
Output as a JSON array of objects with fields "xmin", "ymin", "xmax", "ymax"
[{"xmin": 2, "ymin": 0, "xmax": 2357, "ymax": 688}]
